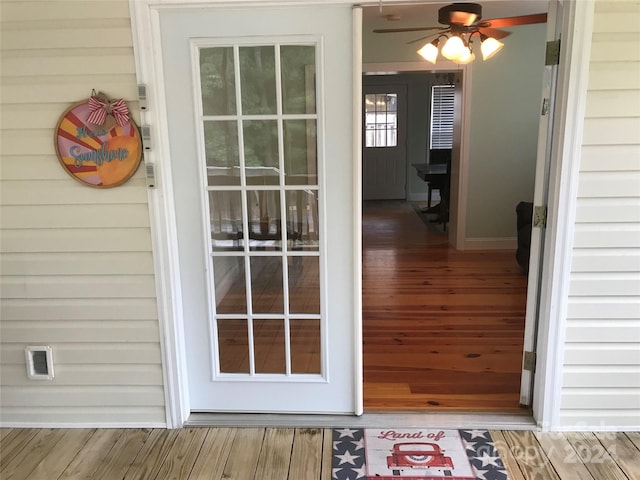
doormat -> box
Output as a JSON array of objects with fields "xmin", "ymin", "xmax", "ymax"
[{"xmin": 332, "ymin": 428, "xmax": 508, "ymax": 480}]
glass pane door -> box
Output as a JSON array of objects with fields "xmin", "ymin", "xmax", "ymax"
[{"xmin": 197, "ymin": 43, "xmax": 322, "ymax": 378}]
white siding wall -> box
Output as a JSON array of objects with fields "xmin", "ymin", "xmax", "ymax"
[
  {"xmin": 0, "ymin": 0, "xmax": 166, "ymax": 426},
  {"xmin": 560, "ymin": 0, "xmax": 640, "ymax": 429}
]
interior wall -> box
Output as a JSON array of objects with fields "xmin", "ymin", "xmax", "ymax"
[{"xmin": 466, "ymin": 23, "xmax": 547, "ymax": 238}]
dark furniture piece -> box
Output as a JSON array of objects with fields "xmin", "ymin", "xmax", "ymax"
[
  {"xmin": 516, "ymin": 201, "xmax": 534, "ymax": 273},
  {"xmin": 413, "ymin": 149, "xmax": 452, "ymax": 229},
  {"xmin": 426, "ymin": 149, "xmax": 452, "ymax": 209}
]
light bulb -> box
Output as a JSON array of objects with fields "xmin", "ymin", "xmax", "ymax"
[
  {"xmin": 441, "ymin": 35, "xmax": 466, "ymax": 60},
  {"xmin": 457, "ymin": 47, "xmax": 475, "ymax": 64},
  {"xmin": 481, "ymin": 36, "xmax": 504, "ymax": 60},
  {"xmin": 417, "ymin": 41, "xmax": 439, "ymax": 64}
]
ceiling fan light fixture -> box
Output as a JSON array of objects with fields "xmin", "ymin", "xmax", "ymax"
[
  {"xmin": 480, "ymin": 35, "xmax": 504, "ymax": 60},
  {"xmin": 456, "ymin": 47, "xmax": 475, "ymax": 64},
  {"xmin": 441, "ymin": 35, "xmax": 466, "ymax": 60},
  {"xmin": 417, "ymin": 40, "xmax": 439, "ymax": 64}
]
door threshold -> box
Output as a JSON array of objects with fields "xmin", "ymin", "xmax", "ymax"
[{"xmin": 185, "ymin": 411, "xmax": 536, "ymax": 430}]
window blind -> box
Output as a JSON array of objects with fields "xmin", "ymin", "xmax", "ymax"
[{"xmin": 430, "ymin": 84, "xmax": 455, "ymax": 150}]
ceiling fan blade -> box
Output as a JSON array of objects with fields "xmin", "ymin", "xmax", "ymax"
[
  {"xmin": 483, "ymin": 13, "xmax": 548, "ymax": 29},
  {"xmin": 373, "ymin": 26, "xmax": 447, "ymax": 34},
  {"xmin": 477, "ymin": 27, "xmax": 512, "ymax": 40},
  {"xmin": 407, "ymin": 33, "xmax": 443, "ymax": 45}
]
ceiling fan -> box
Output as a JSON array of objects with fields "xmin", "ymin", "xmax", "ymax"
[{"xmin": 373, "ymin": 3, "xmax": 547, "ymax": 64}]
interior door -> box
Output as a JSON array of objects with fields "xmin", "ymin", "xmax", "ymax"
[
  {"xmin": 159, "ymin": 5, "xmax": 356, "ymax": 413},
  {"xmin": 362, "ymin": 83, "xmax": 407, "ymax": 200},
  {"xmin": 520, "ymin": 0, "xmax": 562, "ymax": 406}
]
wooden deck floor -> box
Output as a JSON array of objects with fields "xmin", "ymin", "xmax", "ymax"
[
  {"xmin": 363, "ymin": 201, "xmax": 529, "ymax": 412},
  {"xmin": 2, "ymin": 427, "xmax": 639, "ymax": 480}
]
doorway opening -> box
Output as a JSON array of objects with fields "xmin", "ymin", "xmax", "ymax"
[{"xmin": 361, "ymin": 2, "xmax": 549, "ymax": 413}]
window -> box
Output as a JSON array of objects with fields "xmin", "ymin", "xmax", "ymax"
[
  {"xmin": 365, "ymin": 93, "xmax": 398, "ymax": 147},
  {"xmin": 430, "ymin": 84, "xmax": 455, "ymax": 150}
]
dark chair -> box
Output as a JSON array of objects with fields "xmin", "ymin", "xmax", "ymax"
[{"xmin": 427, "ymin": 149, "xmax": 452, "ymax": 209}]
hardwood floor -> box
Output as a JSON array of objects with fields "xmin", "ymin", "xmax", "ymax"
[
  {"xmin": 2, "ymin": 427, "xmax": 638, "ymax": 480},
  {"xmin": 363, "ymin": 201, "xmax": 529, "ymax": 412}
]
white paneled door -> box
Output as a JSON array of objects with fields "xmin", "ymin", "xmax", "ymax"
[
  {"xmin": 362, "ymin": 84, "xmax": 407, "ymax": 200},
  {"xmin": 159, "ymin": 5, "xmax": 356, "ymax": 412}
]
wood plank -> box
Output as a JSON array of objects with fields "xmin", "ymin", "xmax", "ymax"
[
  {"xmin": 586, "ymin": 90, "xmax": 640, "ymax": 117},
  {"xmin": 625, "ymin": 431, "xmax": 640, "ymax": 451},
  {"xmin": 1, "ymin": 27, "xmax": 134, "ymax": 51},
  {"xmin": 1, "ymin": 275, "xmax": 157, "ymax": 299},
  {"xmin": 320, "ymin": 428, "xmax": 333, "ymax": 480},
  {"xmin": 0, "ymin": 1, "xmax": 131, "ymax": 22},
  {"xmin": 1, "ymin": 343, "xmax": 161, "ymax": 365},
  {"xmin": 187, "ymin": 428, "xmax": 235, "ymax": 480},
  {"xmin": 0, "ymin": 180, "xmax": 148, "ymax": 206},
  {"xmin": 253, "ymin": 428, "xmax": 294, "ymax": 480},
  {"xmin": 0, "ymin": 406, "xmax": 166, "ymax": 426},
  {"xmin": 563, "ymin": 366, "xmax": 640, "ymax": 388},
  {"xmin": 219, "ymin": 428, "xmax": 265, "ymax": 480},
  {"xmin": 0, "ymin": 204, "xmax": 151, "ymax": 229},
  {"xmin": 2, "ymin": 364, "xmax": 163, "ymax": 388},
  {"xmin": 288, "ymin": 428, "xmax": 323, "ymax": 480},
  {"xmin": 595, "ymin": 432, "xmax": 640, "ymax": 480},
  {"xmin": 0, "ymin": 429, "xmax": 39, "ymax": 470},
  {"xmin": 58, "ymin": 429, "xmax": 122, "ymax": 479},
  {"xmin": 565, "ymin": 432, "xmax": 628, "ymax": 480},
  {"xmin": 577, "ymin": 171, "xmax": 640, "ymax": 198},
  {"xmin": 154, "ymin": 428, "xmax": 208, "ymax": 480},
  {"xmin": 94, "ymin": 429, "xmax": 151, "ymax": 480},
  {"xmin": 1, "ymin": 320, "xmax": 160, "ymax": 344},
  {"xmin": 563, "ymin": 346, "xmax": 640, "ymax": 365},
  {"xmin": 566, "ymin": 320, "xmax": 640, "ymax": 343},
  {"xmin": 580, "ymin": 145, "xmax": 640, "ymax": 172},
  {"xmin": 571, "ymin": 251, "xmax": 640, "ymax": 273},
  {"xmin": 25, "ymin": 429, "xmax": 95, "ymax": 480},
  {"xmin": 534, "ymin": 431, "xmax": 595, "ymax": 480},
  {"xmin": 489, "ymin": 431, "xmax": 526, "ymax": 480},
  {"xmin": 575, "ymin": 198, "xmax": 640, "ymax": 224},
  {"xmin": 502, "ymin": 430, "xmax": 561, "ymax": 480},
  {"xmin": 123, "ymin": 429, "xmax": 179, "ymax": 480},
  {"xmin": 0, "ymin": 298, "xmax": 157, "ymax": 321},
  {"xmin": 1, "ymin": 53, "xmax": 135, "ymax": 77},
  {"xmin": 0, "ymin": 228, "xmax": 153, "ymax": 253},
  {"xmin": 567, "ymin": 297, "xmax": 640, "ymax": 319},
  {"xmin": 0, "ymin": 386, "xmax": 164, "ymax": 408},
  {"xmin": 0, "ymin": 429, "xmax": 66, "ymax": 480},
  {"xmin": 0, "ymin": 429, "xmax": 13, "ymax": 441},
  {"xmin": 588, "ymin": 62, "xmax": 640, "ymax": 91},
  {"xmin": 1, "ymin": 252, "xmax": 154, "ymax": 276}
]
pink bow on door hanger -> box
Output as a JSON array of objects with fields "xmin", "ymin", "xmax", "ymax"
[{"xmin": 87, "ymin": 95, "xmax": 130, "ymax": 127}]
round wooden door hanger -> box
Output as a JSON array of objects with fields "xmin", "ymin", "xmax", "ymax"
[{"xmin": 54, "ymin": 94, "xmax": 142, "ymax": 188}]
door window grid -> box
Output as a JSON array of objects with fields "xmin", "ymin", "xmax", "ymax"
[
  {"xmin": 196, "ymin": 42, "xmax": 323, "ymax": 378},
  {"xmin": 364, "ymin": 93, "xmax": 398, "ymax": 147}
]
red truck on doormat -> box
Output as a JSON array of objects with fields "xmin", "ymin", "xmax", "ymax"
[{"xmin": 386, "ymin": 442, "xmax": 455, "ymax": 477}]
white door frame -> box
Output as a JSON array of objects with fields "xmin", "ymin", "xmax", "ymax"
[
  {"xmin": 362, "ymin": 61, "xmax": 470, "ymax": 251},
  {"xmin": 130, "ymin": 0, "xmax": 594, "ymax": 429}
]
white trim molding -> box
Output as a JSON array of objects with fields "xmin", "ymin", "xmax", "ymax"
[
  {"xmin": 129, "ymin": 0, "xmax": 191, "ymax": 428},
  {"xmin": 352, "ymin": 5, "xmax": 364, "ymax": 417},
  {"xmin": 532, "ymin": 0, "xmax": 596, "ymax": 431}
]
